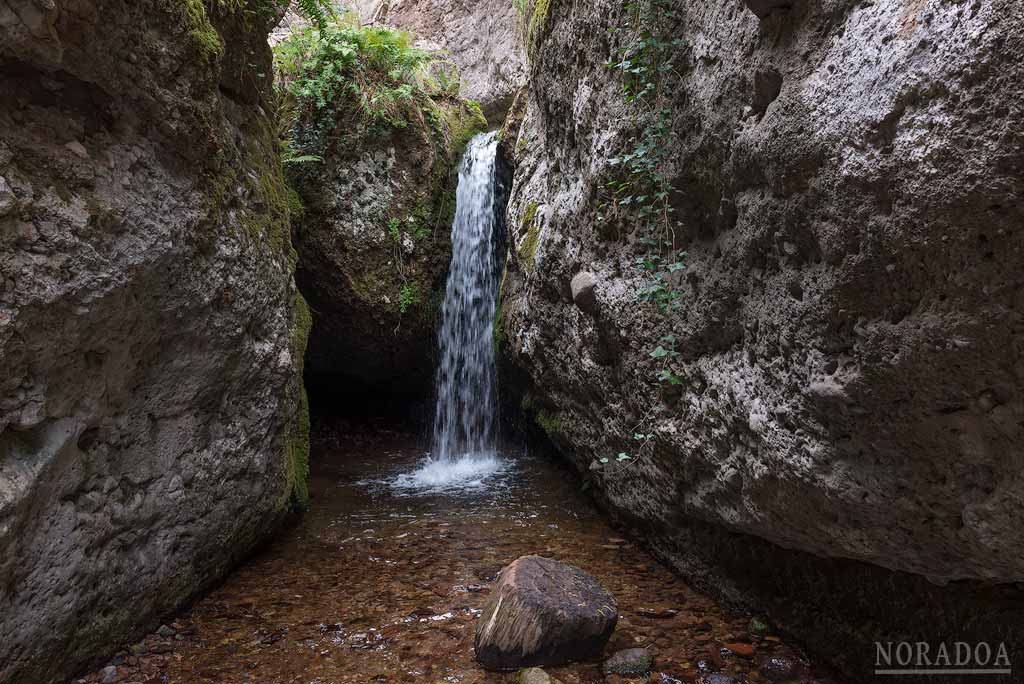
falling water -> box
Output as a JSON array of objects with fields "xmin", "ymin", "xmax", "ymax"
[{"xmin": 391, "ymin": 132, "xmax": 507, "ymax": 493}]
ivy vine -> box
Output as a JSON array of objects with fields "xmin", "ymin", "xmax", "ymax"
[{"xmin": 600, "ymin": 0, "xmax": 685, "ymax": 468}]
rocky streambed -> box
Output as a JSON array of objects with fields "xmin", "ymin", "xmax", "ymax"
[{"xmin": 74, "ymin": 420, "xmax": 837, "ymax": 684}]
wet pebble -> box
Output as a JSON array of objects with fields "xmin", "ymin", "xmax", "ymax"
[
  {"xmin": 604, "ymin": 647, "xmax": 655, "ymax": 676},
  {"xmin": 760, "ymin": 654, "xmax": 803, "ymax": 681},
  {"xmin": 517, "ymin": 666, "xmax": 560, "ymax": 684},
  {"xmin": 749, "ymin": 617, "xmax": 769, "ymax": 637},
  {"xmin": 156, "ymin": 624, "xmax": 175, "ymax": 638},
  {"xmin": 697, "ymin": 675, "xmax": 736, "ymax": 684},
  {"xmin": 100, "ymin": 665, "xmax": 117, "ymax": 684},
  {"xmin": 652, "ymin": 674, "xmax": 683, "ymax": 684},
  {"xmin": 723, "ymin": 642, "xmax": 755, "ymax": 658}
]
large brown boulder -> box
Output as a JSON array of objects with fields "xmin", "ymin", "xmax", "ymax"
[{"xmin": 474, "ymin": 556, "xmax": 618, "ymax": 670}]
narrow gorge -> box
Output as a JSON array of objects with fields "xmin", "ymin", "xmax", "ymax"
[{"xmin": 1, "ymin": 1, "xmax": 1022, "ymax": 683}]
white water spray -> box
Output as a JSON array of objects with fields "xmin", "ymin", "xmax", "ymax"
[{"xmin": 393, "ymin": 132, "xmax": 507, "ymax": 492}]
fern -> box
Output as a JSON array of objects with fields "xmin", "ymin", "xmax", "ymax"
[{"xmin": 294, "ymin": 0, "xmax": 332, "ymax": 31}]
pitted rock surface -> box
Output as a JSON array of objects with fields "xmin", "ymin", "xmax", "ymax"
[
  {"xmin": 0, "ymin": 1, "xmax": 306, "ymax": 682},
  {"xmin": 500, "ymin": 0, "xmax": 1024, "ymax": 586}
]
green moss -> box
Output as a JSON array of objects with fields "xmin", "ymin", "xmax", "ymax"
[
  {"xmin": 527, "ymin": 0, "xmax": 552, "ymax": 52},
  {"xmin": 447, "ymin": 99, "xmax": 489, "ymax": 157},
  {"xmin": 535, "ymin": 409, "xmax": 563, "ymax": 437},
  {"xmin": 180, "ymin": 0, "xmax": 225, "ymax": 63},
  {"xmin": 238, "ymin": 117, "xmax": 297, "ymax": 261},
  {"xmin": 284, "ymin": 292, "xmax": 313, "ymax": 509},
  {"xmin": 518, "ymin": 201, "xmax": 542, "ymax": 266},
  {"xmin": 286, "ymin": 186, "xmax": 305, "ymax": 221}
]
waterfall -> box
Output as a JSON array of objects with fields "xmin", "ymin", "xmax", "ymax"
[
  {"xmin": 390, "ymin": 132, "xmax": 508, "ymax": 493},
  {"xmin": 432, "ymin": 132, "xmax": 501, "ymax": 459}
]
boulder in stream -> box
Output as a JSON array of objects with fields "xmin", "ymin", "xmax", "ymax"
[{"xmin": 474, "ymin": 555, "xmax": 618, "ymax": 669}]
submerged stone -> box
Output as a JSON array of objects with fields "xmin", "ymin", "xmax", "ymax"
[
  {"xmin": 474, "ymin": 555, "xmax": 617, "ymax": 670},
  {"xmin": 603, "ymin": 647, "xmax": 655, "ymax": 676},
  {"xmin": 517, "ymin": 667, "xmax": 559, "ymax": 684},
  {"xmin": 760, "ymin": 654, "xmax": 803, "ymax": 680}
]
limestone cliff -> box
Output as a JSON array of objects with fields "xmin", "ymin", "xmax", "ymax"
[
  {"xmin": 0, "ymin": 1, "xmax": 309, "ymax": 681},
  {"xmin": 499, "ymin": 0, "xmax": 1024, "ymax": 673}
]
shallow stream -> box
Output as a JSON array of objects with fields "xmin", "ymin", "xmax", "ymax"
[{"xmin": 77, "ymin": 421, "xmax": 837, "ymax": 684}]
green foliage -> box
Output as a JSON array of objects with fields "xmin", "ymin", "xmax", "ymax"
[
  {"xmin": 274, "ymin": 15, "xmax": 438, "ymax": 156},
  {"xmin": 428, "ymin": 59, "xmax": 464, "ymax": 98},
  {"xmin": 282, "ymin": 153, "xmax": 323, "ymax": 165},
  {"xmin": 412, "ymin": 222, "xmax": 431, "ymax": 241},
  {"xmin": 603, "ymin": 0, "xmax": 685, "ymax": 353},
  {"xmin": 388, "ymin": 217, "xmax": 402, "ymax": 242},
  {"xmin": 294, "ymin": 0, "xmax": 333, "ymax": 31},
  {"xmin": 593, "ymin": 0, "xmax": 687, "ymax": 465},
  {"xmin": 398, "ymin": 282, "xmax": 423, "ymax": 314}
]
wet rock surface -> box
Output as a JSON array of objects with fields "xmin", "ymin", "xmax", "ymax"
[
  {"xmin": 517, "ymin": 666, "xmax": 560, "ymax": 684},
  {"xmin": 0, "ymin": 1, "xmax": 307, "ymax": 682},
  {"xmin": 603, "ymin": 647, "xmax": 654, "ymax": 676},
  {"xmin": 475, "ymin": 555, "xmax": 618, "ymax": 670},
  {"xmin": 498, "ymin": 0, "xmax": 1024, "ymax": 673},
  {"xmin": 75, "ymin": 421, "xmax": 839, "ymax": 683}
]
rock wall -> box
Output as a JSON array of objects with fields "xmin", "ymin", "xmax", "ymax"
[
  {"xmin": 353, "ymin": 0, "xmax": 527, "ymax": 120},
  {"xmin": 499, "ymin": 0, "xmax": 1024, "ymax": 672},
  {"xmin": 0, "ymin": 1, "xmax": 309, "ymax": 681}
]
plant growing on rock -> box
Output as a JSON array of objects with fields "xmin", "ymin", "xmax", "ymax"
[
  {"xmin": 294, "ymin": 0, "xmax": 332, "ymax": 30},
  {"xmin": 398, "ymin": 282, "xmax": 423, "ymax": 314},
  {"xmin": 598, "ymin": 0, "xmax": 686, "ymax": 466},
  {"xmin": 274, "ymin": 13, "xmax": 486, "ymax": 166},
  {"xmin": 275, "ymin": 16, "xmax": 431, "ymax": 140}
]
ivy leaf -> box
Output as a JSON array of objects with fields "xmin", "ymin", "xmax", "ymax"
[
  {"xmin": 658, "ymin": 369, "xmax": 683, "ymax": 385},
  {"xmin": 599, "ymin": 457, "xmax": 610, "ymax": 464},
  {"xmin": 616, "ymin": 453, "xmax": 631, "ymax": 462},
  {"xmin": 649, "ymin": 346, "xmax": 669, "ymax": 359}
]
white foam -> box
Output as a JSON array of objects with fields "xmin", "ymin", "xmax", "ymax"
[{"xmin": 388, "ymin": 452, "xmax": 510, "ymax": 495}]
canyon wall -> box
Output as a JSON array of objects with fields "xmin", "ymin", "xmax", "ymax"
[
  {"xmin": 498, "ymin": 0, "xmax": 1024, "ymax": 674},
  {"xmin": 0, "ymin": 1, "xmax": 309, "ymax": 681}
]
